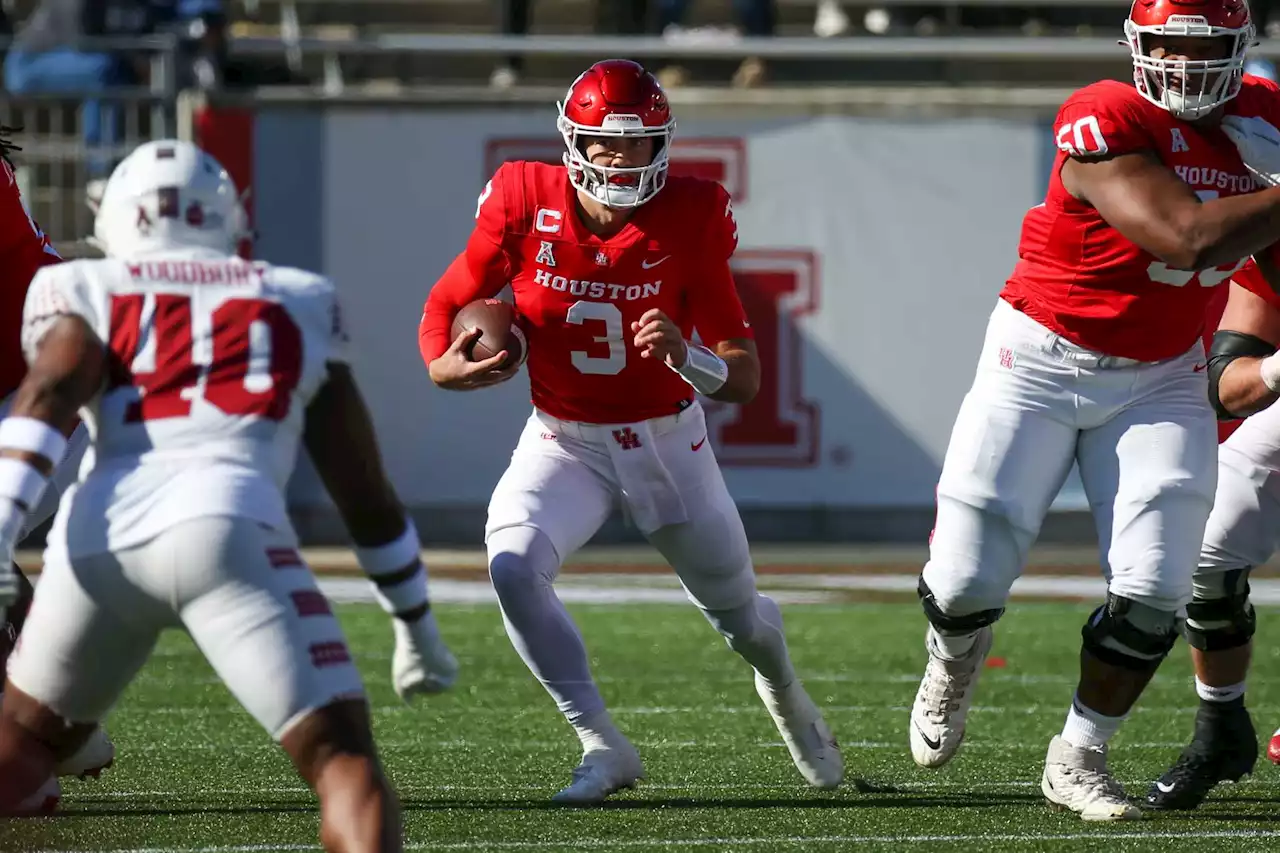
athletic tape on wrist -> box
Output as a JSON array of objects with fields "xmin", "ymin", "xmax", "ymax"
[
  {"xmin": 0, "ymin": 417, "xmax": 68, "ymax": 464},
  {"xmin": 0, "ymin": 456, "xmax": 49, "ymax": 512}
]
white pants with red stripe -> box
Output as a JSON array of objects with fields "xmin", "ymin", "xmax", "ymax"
[
  {"xmin": 8, "ymin": 515, "xmax": 365, "ymax": 739},
  {"xmin": 921, "ymin": 298, "xmax": 1219, "ymax": 617}
]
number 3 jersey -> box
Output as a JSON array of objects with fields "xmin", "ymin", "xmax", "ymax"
[
  {"xmin": 1002, "ymin": 74, "xmax": 1280, "ymax": 362},
  {"xmin": 419, "ymin": 160, "xmax": 753, "ymax": 424},
  {"xmin": 21, "ymin": 250, "xmax": 346, "ymax": 557}
]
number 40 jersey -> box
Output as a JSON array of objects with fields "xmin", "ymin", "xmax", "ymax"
[
  {"xmin": 21, "ymin": 250, "xmax": 346, "ymax": 558},
  {"xmin": 1002, "ymin": 74, "xmax": 1280, "ymax": 363}
]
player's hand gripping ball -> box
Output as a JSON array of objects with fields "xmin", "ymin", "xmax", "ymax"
[{"xmin": 451, "ymin": 298, "xmax": 527, "ymax": 370}]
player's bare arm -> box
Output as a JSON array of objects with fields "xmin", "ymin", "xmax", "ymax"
[
  {"xmin": 1208, "ymin": 263, "xmax": 1280, "ymax": 417},
  {"xmin": 1, "ymin": 315, "xmax": 103, "ymax": 469},
  {"xmin": 303, "ymin": 363, "xmax": 410, "ymax": 546},
  {"xmin": 1062, "ymin": 151, "xmax": 1280, "ymax": 270},
  {"xmin": 0, "ymin": 314, "xmax": 102, "ymax": 611}
]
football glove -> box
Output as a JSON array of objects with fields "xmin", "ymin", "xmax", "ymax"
[{"xmin": 1221, "ymin": 114, "xmax": 1280, "ymax": 188}]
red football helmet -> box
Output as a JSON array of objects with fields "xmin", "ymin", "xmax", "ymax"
[
  {"xmin": 1125, "ymin": 0, "xmax": 1255, "ymax": 120},
  {"xmin": 556, "ymin": 60, "xmax": 675, "ymax": 209}
]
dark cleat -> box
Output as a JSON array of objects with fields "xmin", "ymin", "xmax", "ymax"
[{"xmin": 1146, "ymin": 704, "xmax": 1257, "ymax": 811}]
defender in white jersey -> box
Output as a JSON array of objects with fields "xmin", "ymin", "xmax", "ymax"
[
  {"xmin": 0, "ymin": 141, "xmax": 448, "ymax": 851},
  {"xmin": 1145, "ymin": 249, "xmax": 1280, "ymax": 812}
]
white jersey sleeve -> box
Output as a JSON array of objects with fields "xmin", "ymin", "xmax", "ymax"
[
  {"xmin": 21, "ymin": 261, "xmax": 105, "ymax": 365},
  {"xmin": 265, "ymin": 267, "xmax": 350, "ymax": 367}
]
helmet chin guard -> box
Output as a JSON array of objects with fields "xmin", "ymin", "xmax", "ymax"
[
  {"xmin": 557, "ymin": 60, "xmax": 675, "ymax": 209},
  {"xmin": 1125, "ymin": 0, "xmax": 1254, "ymax": 120}
]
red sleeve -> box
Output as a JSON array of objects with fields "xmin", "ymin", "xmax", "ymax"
[
  {"xmin": 1232, "ymin": 252, "xmax": 1280, "ymax": 312},
  {"xmin": 689, "ymin": 184, "xmax": 752, "ymax": 345},
  {"xmin": 0, "ymin": 165, "xmax": 60, "ymax": 397},
  {"xmin": 418, "ymin": 165, "xmax": 516, "ymax": 364},
  {"xmin": 1052, "ymin": 86, "xmax": 1152, "ymax": 160}
]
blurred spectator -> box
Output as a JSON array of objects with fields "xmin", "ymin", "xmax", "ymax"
[
  {"xmin": 1246, "ymin": 56, "xmax": 1278, "ymax": 82},
  {"xmin": 813, "ymin": 0, "xmax": 850, "ymax": 37},
  {"xmin": 490, "ymin": 0, "xmax": 531, "ymax": 89},
  {"xmin": 164, "ymin": 1, "xmax": 229, "ymax": 91},
  {"xmin": 5, "ymin": 0, "xmax": 225, "ymax": 182},
  {"xmin": 602, "ymin": 0, "xmax": 775, "ymax": 88}
]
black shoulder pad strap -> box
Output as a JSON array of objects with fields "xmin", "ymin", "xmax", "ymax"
[{"xmin": 1208, "ymin": 331, "xmax": 1277, "ymax": 420}]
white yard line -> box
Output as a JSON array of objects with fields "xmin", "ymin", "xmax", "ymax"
[{"xmin": 40, "ymin": 830, "xmax": 1280, "ymax": 853}]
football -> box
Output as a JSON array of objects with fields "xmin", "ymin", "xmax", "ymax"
[{"xmin": 451, "ymin": 298, "xmax": 526, "ymax": 370}]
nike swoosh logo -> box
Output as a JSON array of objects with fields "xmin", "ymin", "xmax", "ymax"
[
  {"xmin": 915, "ymin": 725, "xmax": 942, "ymax": 751},
  {"xmin": 641, "ymin": 256, "xmax": 670, "ymax": 269},
  {"xmin": 691, "ymin": 436, "xmax": 707, "ymax": 451},
  {"xmin": 1155, "ymin": 780, "xmax": 1176, "ymax": 793},
  {"xmin": 1193, "ymin": 363, "xmax": 1207, "ymax": 373}
]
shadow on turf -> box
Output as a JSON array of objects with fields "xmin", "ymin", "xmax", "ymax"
[
  {"xmin": 50, "ymin": 803, "xmax": 316, "ymax": 819},
  {"xmin": 382, "ymin": 780, "xmax": 1044, "ymax": 812}
]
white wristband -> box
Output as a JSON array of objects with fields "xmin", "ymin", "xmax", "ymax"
[
  {"xmin": 1262, "ymin": 352, "xmax": 1280, "ymax": 393},
  {"xmin": 0, "ymin": 456, "xmax": 49, "ymax": 512},
  {"xmin": 669, "ymin": 342, "xmax": 729, "ymax": 396},
  {"xmin": 355, "ymin": 519, "xmax": 423, "ymax": 576},
  {"xmin": 0, "ymin": 417, "xmax": 67, "ymax": 464}
]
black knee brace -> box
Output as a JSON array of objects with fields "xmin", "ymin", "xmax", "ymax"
[
  {"xmin": 917, "ymin": 578, "xmax": 1004, "ymax": 633},
  {"xmin": 1081, "ymin": 593, "xmax": 1180, "ymax": 672},
  {"xmin": 1184, "ymin": 569, "xmax": 1257, "ymax": 652}
]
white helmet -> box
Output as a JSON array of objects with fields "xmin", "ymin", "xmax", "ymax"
[{"xmin": 93, "ymin": 140, "xmax": 247, "ymax": 257}]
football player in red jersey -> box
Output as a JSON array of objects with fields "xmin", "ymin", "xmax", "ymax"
[
  {"xmin": 0, "ymin": 127, "xmax": 116, "ymax": 803},
  {"xmin": 419, "ymin": 59, "xmax": 843, "ymax": 804},
  {"xmin": 908, "ymin": 0, "xmax": 1280, "ymax": 820},
  {"xmin": 1145, "ymin": 247, "xmax": 1280, "ymax": 809}
]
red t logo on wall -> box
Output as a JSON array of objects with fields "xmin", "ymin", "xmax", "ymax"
[{"xmin": 704, "ymin": 251, "xmax": 819, "ymax": 467}]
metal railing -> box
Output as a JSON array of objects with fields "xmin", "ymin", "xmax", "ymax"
[
  {"xmin": 230, "ymin": 32, "xmax": 1147, "ymax": 62},
  {"xmin": 0, "ymin": 35, "xmax": 181, "ymax": 249}
]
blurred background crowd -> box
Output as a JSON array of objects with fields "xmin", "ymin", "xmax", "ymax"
[{"xmin": 4, "ymin": 0, "xmax": 1278, "ymax": 255}]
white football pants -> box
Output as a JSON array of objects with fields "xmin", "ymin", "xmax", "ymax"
[
  {"xmin": 486, "ymin": 400, "xmax": 757, "ymax": 612},
  {"xmin": 1199, "ymin": 398, "xmax": 1280, "ymax": 582},
  {"xmin": 921, "ymin": 298, "xmax": 1218, "ymax": 617},
  {"xmin": 8, "ymin": 515, "xmax": 365, "ymax": 740}
]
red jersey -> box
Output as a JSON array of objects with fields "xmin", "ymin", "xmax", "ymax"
[
  {"xmin": 1003, "ymin": 75, "xmax": 1280, "ymax": 362},
  {"xmin": 0, "ymin": 159, "xmax": 61, "ymax": 398},
  {"xmin": 420, "ymin": 161, "xmax": 752, "ymax": 424}
]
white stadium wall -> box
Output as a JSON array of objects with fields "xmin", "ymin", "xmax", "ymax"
[{"xmin": 211, "ymin": 103, "xmax": 1095, "ymax": 543}]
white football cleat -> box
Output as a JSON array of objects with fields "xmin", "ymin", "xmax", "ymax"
[
  {"xmin": 551, "ymin": 740, "xmax": 645, "ymax": 805},
  {"xmin": 1042, "ymin": 735, "xmax": 1142, "ymax": 821},
  {"xmin": 10, "ymin": 776, "xmax": 59, "ymax": 816},
  {"xmin": 909, "ymin": 625, "xmax": 993, "ymax": 768},
  {"xmin": 392, "ymin": 616, "xmax": 459, "ymax": 701},
  {"xmin": 55, "ymin": 726, "xmax": 115, "ymax": 780},
  {"xmin": 755, "ymin": 672, "xmax": 844, "ymax": 788}
]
